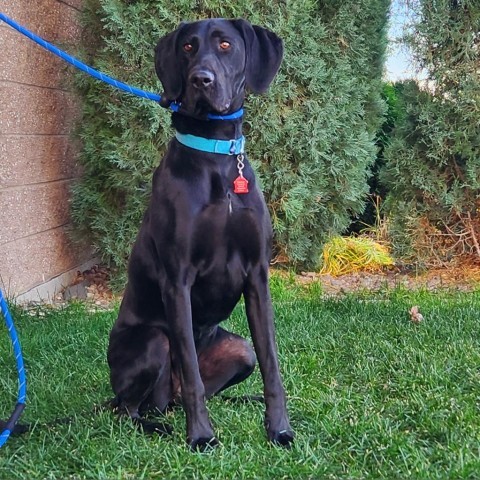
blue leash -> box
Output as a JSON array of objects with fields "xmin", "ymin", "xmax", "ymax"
[
  {"xmin": 0, "ymin": 12, "xmax": 244, "ymax": 121},
  {"xmin": 0, "ymin": 289, "xmax": 27, "ymax": 448}
]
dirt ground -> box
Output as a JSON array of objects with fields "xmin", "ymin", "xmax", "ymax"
[
  {"xmin": 57, "ymin": 262, "xmax": 480, "ymax": 309},
  {"xmin": 297, "ymin": 264, "xmax": 480, "ymax": 296}
]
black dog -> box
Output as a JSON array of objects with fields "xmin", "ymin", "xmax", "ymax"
[{"xmin": 107, "ymin": 18, "xmax": 294, "ymax": 450}]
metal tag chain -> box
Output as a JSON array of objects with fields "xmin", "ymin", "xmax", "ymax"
[{"xmin": 237, "ymin": 154, "xmax": 245, "ymax": 177}]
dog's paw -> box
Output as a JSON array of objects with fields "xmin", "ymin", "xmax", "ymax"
[
  {"xmin": 188, "ymin": 435, "xmax": 219, "ymax": 452},
  {"xmin": 135, "ymin": 418, "xmax": 173, "ymax": 436},
  {"xmin": 268, "ymin": 428, "xmax": 295, "ymax": 448},
  {"xmin": 265, "ymin": 413, "xmax": 294, "ymax": 448}
]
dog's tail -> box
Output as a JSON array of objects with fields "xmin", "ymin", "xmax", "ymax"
[
  {"xmin": 0, "ymin": 402, "xmax": 113, "ymax": 437},
  {"xmin": 0, "ymin": 419, "xmax": 29, "ymax": 436},
  {"xmin": 220, "ymin": 394, "xmax": 264, "ymax": 404}
]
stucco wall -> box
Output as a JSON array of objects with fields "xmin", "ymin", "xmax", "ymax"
[{"xmin": 0, "ymin": 0, "xmax": 94, "ymax": 301}]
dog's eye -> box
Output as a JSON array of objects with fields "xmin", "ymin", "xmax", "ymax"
[
  {"xmin": 183, "ymin": 43, "xmax": 193, "ymax": 52},
  {"xmin": 219, "ymin": 41, "xmax": 231, "ymax": 50}
]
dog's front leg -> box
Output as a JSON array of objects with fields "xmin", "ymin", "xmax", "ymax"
[
  {"xmin": 163, "ymin": 284, "xmax": 217, "ymax": 450},
  {"xmin": 244, "ymin": 266, "xmax": 294, "ymax": 447}
]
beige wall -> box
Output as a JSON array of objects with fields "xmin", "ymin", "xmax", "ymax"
[{"xmin": 0, "ymin": 0, "xmax": 93, "ymax": 300}]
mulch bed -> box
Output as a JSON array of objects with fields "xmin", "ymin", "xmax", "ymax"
[
  {"xmin": 298, "ymin": 264, "xmax": 480, "ymax": 296},
  {"xmin": 55, "ymin": 262, "xmax": 480, "ymax": 310}
]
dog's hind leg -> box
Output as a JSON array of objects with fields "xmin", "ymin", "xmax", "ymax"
[
  {"xmin": 108, "ymin": 325, "xmax": 173, "ymax": 436},
  {"xmin": 140, "ymin": 348, "xmax": 174, "ymax": 416},
  {"xmin": 198, "ymin": 327, "xmax": 257, "ymax": 398}
]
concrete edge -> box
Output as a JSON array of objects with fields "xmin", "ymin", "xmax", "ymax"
[{"xmin": 13, "ymin": 257, "xmax": 100, "ymax": 304}]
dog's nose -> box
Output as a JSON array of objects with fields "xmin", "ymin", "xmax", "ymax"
[{"xmin": 190, "ymin": 70, "xmax": 215, "ymax": 89}]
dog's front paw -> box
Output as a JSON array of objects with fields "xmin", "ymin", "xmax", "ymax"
[
  {"xmin": 265, "ymin": 414, "xmax": 295, "ymax": 448},
  {"xmin": 188, "ymin": 435, "xmax": 219, "ymax": 452},
  {"xmin": 268, "ymin": 428, "xmax": 295, "ymax": 448}
]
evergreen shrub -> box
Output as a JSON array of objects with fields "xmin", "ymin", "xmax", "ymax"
[
  {"xmin": 381, "ymin": 0, "xmax": 480, "ymax": 264},
  {"xmin": 72, "ymin": 0, "xmax": 390, "ymax": 284}
]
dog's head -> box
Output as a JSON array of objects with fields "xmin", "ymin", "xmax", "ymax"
[{"xmin": 155, "ymin": 19, "xmax": 283, "ymax": 117}]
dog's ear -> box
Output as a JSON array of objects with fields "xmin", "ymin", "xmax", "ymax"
[
  {"xmin": 232, "ymin": 19, "xmax": 283, "ymax": 94},
  {"xmin": 154, "ymin": 24, "xmax": 186, "ymax": 104}
]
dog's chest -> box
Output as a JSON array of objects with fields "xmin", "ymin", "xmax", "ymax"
[
  {"xmin": 191, "ymin": 190, "xmax": 265, "ymax": 268},
  {"xmin": 186, "ymin": 188, "xmax": 267, "ymax": 325}
]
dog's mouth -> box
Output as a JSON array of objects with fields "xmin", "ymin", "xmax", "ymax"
[
  {"xmin": 181, "ymin": 92, "xmax": 232, "ymax": 118},
  {"xmin": 200, "ymin": 97, "xmax": 231, "ymax": 114},
  {"xmin": 180, "ymin": 72, "xmax": 237, "ymax": 117}
]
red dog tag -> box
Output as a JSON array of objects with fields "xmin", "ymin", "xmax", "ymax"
[{"xmin": 233, "ymin": 175, "xmax": 249, "ymax": 194}]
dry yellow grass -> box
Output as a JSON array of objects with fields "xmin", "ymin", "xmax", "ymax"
[{"xmin": 320, "ymin": 236, "xmax": 394, "ymax": 276}]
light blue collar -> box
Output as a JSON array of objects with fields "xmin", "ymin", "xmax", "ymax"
[{"xmin": 175, "ymin": 131, "xmax": 245, "ymax": 155}]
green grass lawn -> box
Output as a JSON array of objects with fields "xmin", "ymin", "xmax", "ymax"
[{"xmin": 1, "ymin": 277, "xmax": 480, "ymax": 479}]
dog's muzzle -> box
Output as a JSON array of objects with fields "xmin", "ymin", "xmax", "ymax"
[{"xmin": 189, "ymin": 69, "xmax": 215, "ymax": 90}]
